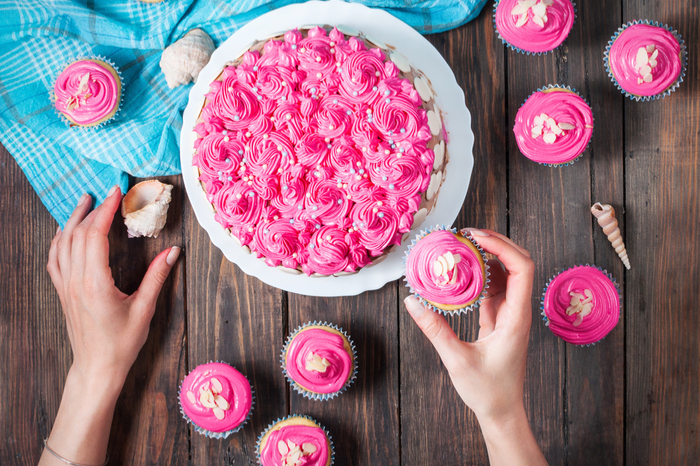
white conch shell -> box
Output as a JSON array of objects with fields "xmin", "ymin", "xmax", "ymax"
[
  {"xmin": 591, "ymin": 203, "xmax": 630, "ymax": 270},
  {"xmin": 159, "ymin": 29, "xmax": 215, "ymax": 89},
  {"xmin": 121, "ymin": 180, "xmax": 173, "ymax": 238}
]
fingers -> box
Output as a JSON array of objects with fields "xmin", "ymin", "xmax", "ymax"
[
  {"xmin": 477, "ymin": 260, "xmax": 507, "ymax": 340},
  {"xmin": 85, "ymin": 186, "xmax": 122, "ymax": 283},
  {"xmin": 47, "ymin": 226, "xmax": 64, "ymax": 293},
  {"xmin": 463, "ymin": 228, "xmax": 530, "ymax": 258},
  {"xmin": 404, "ymin": 296, "xmax": 467, "ymax": 370},
  {"xmin": 56, "ymin": 193, "xmax": 92, "ymax": 286},
  {"xmin": 478, "ymin": 302, "xmax": 497, "ymax": 340},
  {"xmin": 484, "ymin": 259, "xmax": 507, "ymax": 297},
  {"xmin": 131, "ymin": 247, "xmax": 180, "ymax": 321}
]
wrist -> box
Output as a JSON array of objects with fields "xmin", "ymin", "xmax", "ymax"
[
  {"xmin": 65, "ymin": 366, "xmax": 124, "ymax": 406},
  {"xmin": 477, "ymin": 403, "xmax": 529, "ymax": 440}
]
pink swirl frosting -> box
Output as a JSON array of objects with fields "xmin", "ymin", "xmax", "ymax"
[
  {"xmin": 260, "ymin": 420, "xmax": 330, "ymax": 466},
  {"xmin": 194, "ymin": 27, "xmax": 436, "ymax": 275},
  {"xmin": 405, "ymin": 230, "xmax": 485, "ymax": 306},
  {"xmin": 285, "ymin": 327, "xmax": 353, "ymax": 393},
  {"xmin": 53, "ymin": 60, "xmax": 120, "ymax": 125},
  {"xmin": 543, "ymin": 265, "xmax": 620, "ymax": 345},
  {"xmin": 513, "ymin": 89, "xmax": 593, "ymax": 165},
  {"xmin": 495, "ymin": 0, "xmax": 575, "ymax": 53},
  {"xmin": 180, "ymin": 362, "xmax": 252, "ymax": 433},
  {"xmin": 608, "ymin": 24, "xmax": 682, "ymax": 97}
]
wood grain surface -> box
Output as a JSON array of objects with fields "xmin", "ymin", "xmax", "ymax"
[{"xmin": 1, "ymin": 1, "xmax": 699, "ymax": 464}]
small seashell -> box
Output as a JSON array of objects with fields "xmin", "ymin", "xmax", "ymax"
[
  {"xmin": 121, "ymin": 180, "xmax": 173, "ymax": 238},
  {"xmin": 160, "ymin": 29, "xmax": 215, "ymax": 89},
  {"xmin": 591, "ymin": 203, "xmax": 630, "ymax": 269}
]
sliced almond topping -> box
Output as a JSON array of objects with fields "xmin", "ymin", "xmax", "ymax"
[
  {"xmin": 532, "ymin": 14, "xmax": 545, "ymax": 28},
  {"xmin": 646, "ymin": 44, "xmax": 656, "ymax": 53},
  {"xmin": 545, "ymin": 117, "xmax": 557, "ymax": 129},
  {"xmin": 287, "ymin": 440, "xmax": 296, "ymax": 450},
  {"xmin": 321, "ymin": 357, "xmax": 331, "ymax": 367},
  {"xmin": 639, "ymin": 65, "xmax": 652, "ymax": 77},
  {"xmin": 643, "ymin": 73, "xmax": 653, "ymax": 83},
  {"xmin": 433, "ymin": 260, "xmax": 445, "ymax": 276},
  {"xmin": 515, "ymin": 12, "xmax": 528, "ymax": 28},
  {"xmin": 558, "ymin": 122, "xmax": 575, "ymax": 130},
  {"xmin": 302, "ymin": 442, "xmax": 317, "ymax": 454},
  {"xmin": 78, "ymin": 72, "xmax": 90, "ymax": 93},
  {"xmin": 448, "ymin": 268, "xmax": 458, "ymax": 284},
  {"xmin": 214, "ymin": 394, "xmax": 230, "ymax": 410},
  {"xmin": 437, "ymin": 255, "xmax": 448, "ymax": 272},
  {"xmin": 291, "ymin": 450, "xmax": 302, "ymax": 462},
  {"xmin": 585, "ymin": 124, "xmax": 594, "ymax": 129},
  {"xmin": 542, "ymin": 132, "xmax": 557, "ymax": 144},
  {"xmin": 649, "ymin": 58, "xmax": 657, "ymax": 68},
  {"xmin": 651, "ymin": 49, "xmax": 659, "ymax": 60},
  {"xmin": 531, "ymin": 3, "xmax": 547, "ymax": 18},
  {"xmin": 551, "ymin": 124, "xmax": 563, "ymax": 136},
  {"xmin": 531, "ymin": 125, "xmax": 544, "ymax": 138},
  {"xmin": 637, "ymin": 78, "xmax": 643, "ymax": 84},
  {"xmin": 454, "ymin": 253, "xmax": 462, "ymax": 263},
  {"xmin": 211, "ymin": 377, "xmax": 223, "ymax": 394},
  {"xmin": 212, "ymin": 407, "xmax": 225, "ymax": 420},
  {"xmin": 540, "ymin": 113, "xmax": 549, "ymax": 120},
  {"xmin": 533, "ymin": 115, "xmax": 544, "ymax": 126},
  {"xmin": 200, "ymin": 391, "xmax": 217, "ymax": 409},
  {"xmin": 443, "ymin": 251, "xmax": 455, "ymax": 270},
  {"xmin": 511, "ymin": 0, "xmax": 531, "ymax": 15},
  {"xmin": 635, "ymin": 47, "xmax": 649, "ymax": 69},
  {"xmin": 542, "ymin": 0, "xmax": 553, "ymax": 5},
  {"xmin": 186, "ymin": 391, "xmax": 197, "ymax": 405},
  {"xmin": 579, "ymin": 302, "xmax": 593, "ymax": 317},
  {"xmin": 279, "ymin": 440, "xmax": 290, "ymax": 455}
]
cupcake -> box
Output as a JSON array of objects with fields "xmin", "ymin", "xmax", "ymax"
[
  {"xmin": 179, "ymin": 361, "xmax": 253, "ymax": 438},
  {"xmin": 257, "ymin": 415, "xmax": 333, "ymax": 466},
  {"xmin": 53, "ymin": 58, "xmax": 122, "ymax": 128},
  {"xmin": 604, "ymin": 20, "xmax": 687, "ymax": 101},
  {"xmin": 281, "ymin": 322, "xmax": 357, "ymax": 401},
  {"xmin": 541, "ymin": 265, "xmax": 621, "ymax": 346},
  {"xmin": 404, "ymin": 226, "xmax": 489, "ymax": 315},
  {"xmin": 494, "ymin": 0, "xmax": 575, "ymax": 55},
  {"xmin": 514, "ymin": 85, "xmax": 594, "ymax": 167}
]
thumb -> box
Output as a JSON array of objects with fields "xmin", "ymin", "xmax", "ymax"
[
  {"xmin": 404, "ymin": 296, "xmax": 465, "ymax": 367},
  {"xmin": 132, "ymin": 246, "xmax": 180, "ymax": 316}
]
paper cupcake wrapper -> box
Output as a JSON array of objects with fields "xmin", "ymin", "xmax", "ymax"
[
  {"xmin": 256, "ymin": 414, "xmax": 335, "ymax": 466},
  {"xmin": 493, "ymin": 0, "xmax": 577, "ymax": 55},
  {"xmin": 604, "ymin": 20, "xmax": 687, "ymax": 102},
  {"xmin": 402, "ymin": 224, "xmax": 491, "ymax": 316},
  {"xmin": 178, "ymin": 360, "xmax": 255, "ymax": 439},
  {"xmin": 540, "ymin": 264, "xmax": 622, "ymax": 347},
  {"xmin": 280, "ymin": 321, "xmax": 358, "ymax": 401},
  {"xmin": 518, "ymin": 84, "xmax": 595, "ymax": 168},
  {"xmin": 50, "ymin": 55, "xmax": 124, "ymax": 130}
]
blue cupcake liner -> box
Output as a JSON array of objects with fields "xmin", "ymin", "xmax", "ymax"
[
  {"xmin": 178, "ymin": 360, "xmax": 255, "ymax": 439},
  {"xmin": 517, "ymin": 84, "xmax": 595, "ymax": 167},
  {"xmin": 493, "ymin": 0, "xmax": 577, "ymax": 56},
  {"xmin": 256, "ymin": 414, "xmax": 335, "ymax": 466},
  {"xmin": 603, "ymin": 20, "xmax": 687, "ymax": 102},
  {"xmin": 540, "ymin": 264, "xmax": 622, "ymax": 347},
  {"xmin": 403, "ymin": 224, "xmax": 490, "ymax": 316},
  {"xmin": 281, "ymin": 321, "xmax": 358, "ymax": 401},
  {"xmin": 50, "ymin": 56, "xmax": 124, "ymax": 130}
]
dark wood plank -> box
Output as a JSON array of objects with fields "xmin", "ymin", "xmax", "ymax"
[
  {"xmin": 623, "ymin": 2, "xmax": 700, "ymax": 464},
  {"xmin": 287, "ymin": 284, "xmax": 399, "ymax": 466},
  {"xmin": 183, "ymin": 202, "xmax": 287, "ymax": 464},
  {"xmin": 399, "ymin": 9, "xmax": 507, "ymax": 464}
]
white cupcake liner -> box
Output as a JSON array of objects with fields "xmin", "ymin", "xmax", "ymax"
[
  {"xmin": 403, "ymin": 224, "xmax": 490, "ymax": 316},
  {"xmin": 178, "ymin": 360, "xmax": 255, "ymax": 439},
  {"xmin": 256, "ymin": 414, "xmax": 335, "ymax": 466},
  {"xmin": 518, "ymin": 84, "xmax": 595, "ymax": 168},
  {"xmin": 604, "ymin": 20, "xmax": 687, "ymax": 102},
  {"xmin": 493, "ymin": 0, "xmax": 577, "ymax": 56},
  {"xmin": 280, "ymin": 321, "xmax": 358, "ymax": 401},
  {"xmin": 540, "ymin": 264, "xmax": 622, "ymax": 347},
  {"xmin": 50, "ymin": 55, "xmax": 124, "ymax": 130}
]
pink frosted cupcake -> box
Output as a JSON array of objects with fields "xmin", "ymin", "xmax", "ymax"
[
  {"xmin": 281, "ymin": 322, "xmax": 357, "ymax": 401},
  {"xmin": 179, "ymin": 362, "xmax": 253, "ymax": 438},
  {"xmin": 541, "ymin": 265, "xmax": 621, "ymax": 346},
  {"xmin": 494, "ymin": 0, "xmax": 576, "ymax": 54},
  {"xmin": 604, "ymin": 20, "xmax": 687, "ymax": 101},
  {"xmin": 257, "ymin": 415, "xmax": 333, "ymax": 466},
  {"xmin": 53, "ymin": 58, "xmax": 122, "ymax": 128},
  {"xmin": 514, "ymin": 85, "xmax": 593, "ymax": 166}
]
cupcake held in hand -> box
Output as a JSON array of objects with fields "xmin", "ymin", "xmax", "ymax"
[
  {"xmin": 404, "ymin": 226, "xmax": 489, "ymax": 315},
  {"xmin": 257, "ymin": 415, "xmax": 333, "ymax": 466}
]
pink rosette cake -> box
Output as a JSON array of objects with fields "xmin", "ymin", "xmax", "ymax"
[
  {"xmin": 514, "ymin": 85, "xmax": 594, "ymax": 166},
  {"xmin": 53, "ymin": 58, "xmax": 122, "ymax": 128},
  {"xmin": 404, "ymin": 226, "xmax": 488, "ymax": 315},
  {"xmin": 192, "ymin": 26, "xmax": 447, "ymax": 277},
  {"xmin": 604, "ymin": 21, "xmax": 686, "ymax": 101},
  {"xmin": 541, "ymin": 265, "xmax": 621, "ymax": 346},
  {"xmin": 281, "ymin": 322, "xmax": 356, "ymax": 400},
  {"xmin": 179, "ymin": 362, "xmax": 253, "ymax": 438},
  {"xmin": 494, "ymin": 0, "xmax": 575, "ymax": 54},
  {"xmin": 257, "ymin": 415, "xmax": 333, "ymax": 466}
]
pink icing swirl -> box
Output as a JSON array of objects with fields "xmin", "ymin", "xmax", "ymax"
[
  {"xmin": 514, "ymin": 89, "xmax": 593, "ymax": 165},
  {"xmin": 495, "ymin": 0, "xmax": 575, "ymax": 53},
  {"xmin": 260, "ymin": 421, "xmax": 330, "ymax": 466},
  {"xmin": 405, "ymin": 230, "xmax": 485, "ymax": 306},
  {"xmin": 53, "ymin": 60, "xmax": 119, "ymax": 126},
  {"xmin": 608, "ymin": 24, "xmax": 682, "ymax": 97},
  {"xmin": 180, "ymin": 362, "xmax": 252, "ymax": 433},
  {"xmin": 285, "ymin": 327, "xmax": 353, "ymax": 394},
  {"xmin": 543, "ymin": 265, "xmax": 620, "ymax": 345}
]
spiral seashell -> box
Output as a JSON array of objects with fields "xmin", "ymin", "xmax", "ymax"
[
  {"xmin": 121, "ymin": 180, "xmax": 173, "ymax": 238},
  {"xmin": 159, "ymin": 29, "xmax": 215, "ymax": 89},
  {"xmin": 591, "ymin": 203, "xmax": 630, "ymax": 270}
]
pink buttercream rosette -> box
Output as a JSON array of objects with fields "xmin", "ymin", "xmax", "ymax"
[
  {"xmin": 256, "ymin": 414, "xmax": 334, "ymax": 466},
  {"xmin": 403, "ymin": 225, "xmax": 490, "ymax": 316},
  {"xmin": 280, "ymin": 321, "xmax": 357, "ymax": 401}
]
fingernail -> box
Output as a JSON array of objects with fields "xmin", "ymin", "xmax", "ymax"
[
  {"xmin": 404, "ymin": 296, "xmax": 425, "ymax": 318},
  {"xmin": 466, "ymin": 228, "xmax": 490, "ymax": 237},
  {"xmin": 107, "ymin": 185, "xmax": 120, "ymax": 198},
  {"xmin": 166, "ymin": 246, "xmax": 181, "ymax": 266},
  {"xmin": 76, "ymin": 193, "xmax": 89, "ymax": 207}
]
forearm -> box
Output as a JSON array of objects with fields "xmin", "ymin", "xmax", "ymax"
[
  {"xmin": 39, "ymin": 367, "xmax": 122, "ymax": 466},
  {"xmin": 478, "ymin": 406, "xmax": 548, "ymax": 466}
]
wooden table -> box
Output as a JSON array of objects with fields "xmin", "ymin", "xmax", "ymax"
[{"xmin": 2, "ymin": 1, "xmax": 698, "ymax": 464}]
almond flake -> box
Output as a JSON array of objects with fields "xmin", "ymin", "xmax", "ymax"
[
  {"xmin": 532, "ymin": 14, "xmax": 545, "ymax": 27},
  {"xmin": 444, "ymin": 252, "xmax": 456, "ymax": 269},
  {"xmin": 511, "ymin": 1, "xmax": 530, "ymax": 16},
  {"xmin": 558, "ymin": 122, "xmax": 575, "ymax": 130},
  {"xmin": 437, "ymin": 255, "xmax": 448, "ymax": 272},
  {"xmin": 279, "ymin": 440, "xmax": 290, "ymax": 455},
  {"xmin": 540, "ymin": 113, "xmax": 549, "ymax": 120},
  {"xmin": 531, "ymin": 126, "xmax": 543, "ymax": 138},
  {"xmin": 287, "ymin": 440, "xmax": 296, "ymax": 450},
  {"xmin": 546, "ymin": 117, "xmax": 557, "ymax": 129},
  {"xmin": 542, "ymin": 0, "xmax": 553, "ymax": 5},
  {"xmin": 186, "ymin": 391, "xmax": 197, "ymax": 405},
  {"xmin": 542, "ymin": 132, "xmax": 557, "ymax": 144},
  {"xmin": 213, "ymin": 407, "xmax": 225, "ymax": 420},
  {"xmin": 211, "ymin": 377, "xmax": 223, "ymax": 394},
  {"xmin": 531, "ymin": 3, "xmax": 547, "ymax": 17},
  {"xmin": 533, "ymin": 115, "xmax": 544, "ymax": 126},
  {"xmin": 448, "ymin": 268, "xmax": 458, "ymax": 284},
  {"xmin": 302, "ymin": 443, "xmax": 317, "ymax": 454},
  {"xmin": 646, "ymin": 44, "xmax": 656, "ymax": 53},
  {"xmin": 585, "ymin": 124, "xmax": 594, "ymax": 129},
  {"xmin": 214, "ymin": 394, "xmax": 230, "ymax": 410},
  {"xmin": 515, "ymin": 12, "xmax": 528, "ymax": 28},
  {"xmin": 639, "ymin": 65, "xmax": 652, "ymax": 76},
  {"xmin": 200, "ymin": 391, "xmax": 217, "ymax": 409},
  {"xmin": 635, "ymin": 47, "xmax": 648, "ymax": 69},
  {"xmin": 643, "ymin": 73, "xmax": 653, "ymax": 83},
  {"xmin": 651, "ymin": 49, "xmax": 659, "ymax": 60},
  {"xmin": 454, "ymin": 253, "xmax": 462, "ymax": 263},
  {"xmin": 637, "ymin": 77, "xmax": 643, "ymax": 84},
  {"xmin": 649, "ymin": 58, "xmax": 657, "ymax": 67},
  {"xmin": 78, "ymin": 72, "xmax": 90, "ymax": 93}
]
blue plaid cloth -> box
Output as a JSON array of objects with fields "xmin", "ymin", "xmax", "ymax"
[{"xmin": 0, "ymin": 0, "xmax": 487, "ymax": 227}]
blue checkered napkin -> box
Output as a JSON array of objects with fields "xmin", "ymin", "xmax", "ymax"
[{"xmin": 0, "ymin": 0, "xmax": 487, "ymax": 227}]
